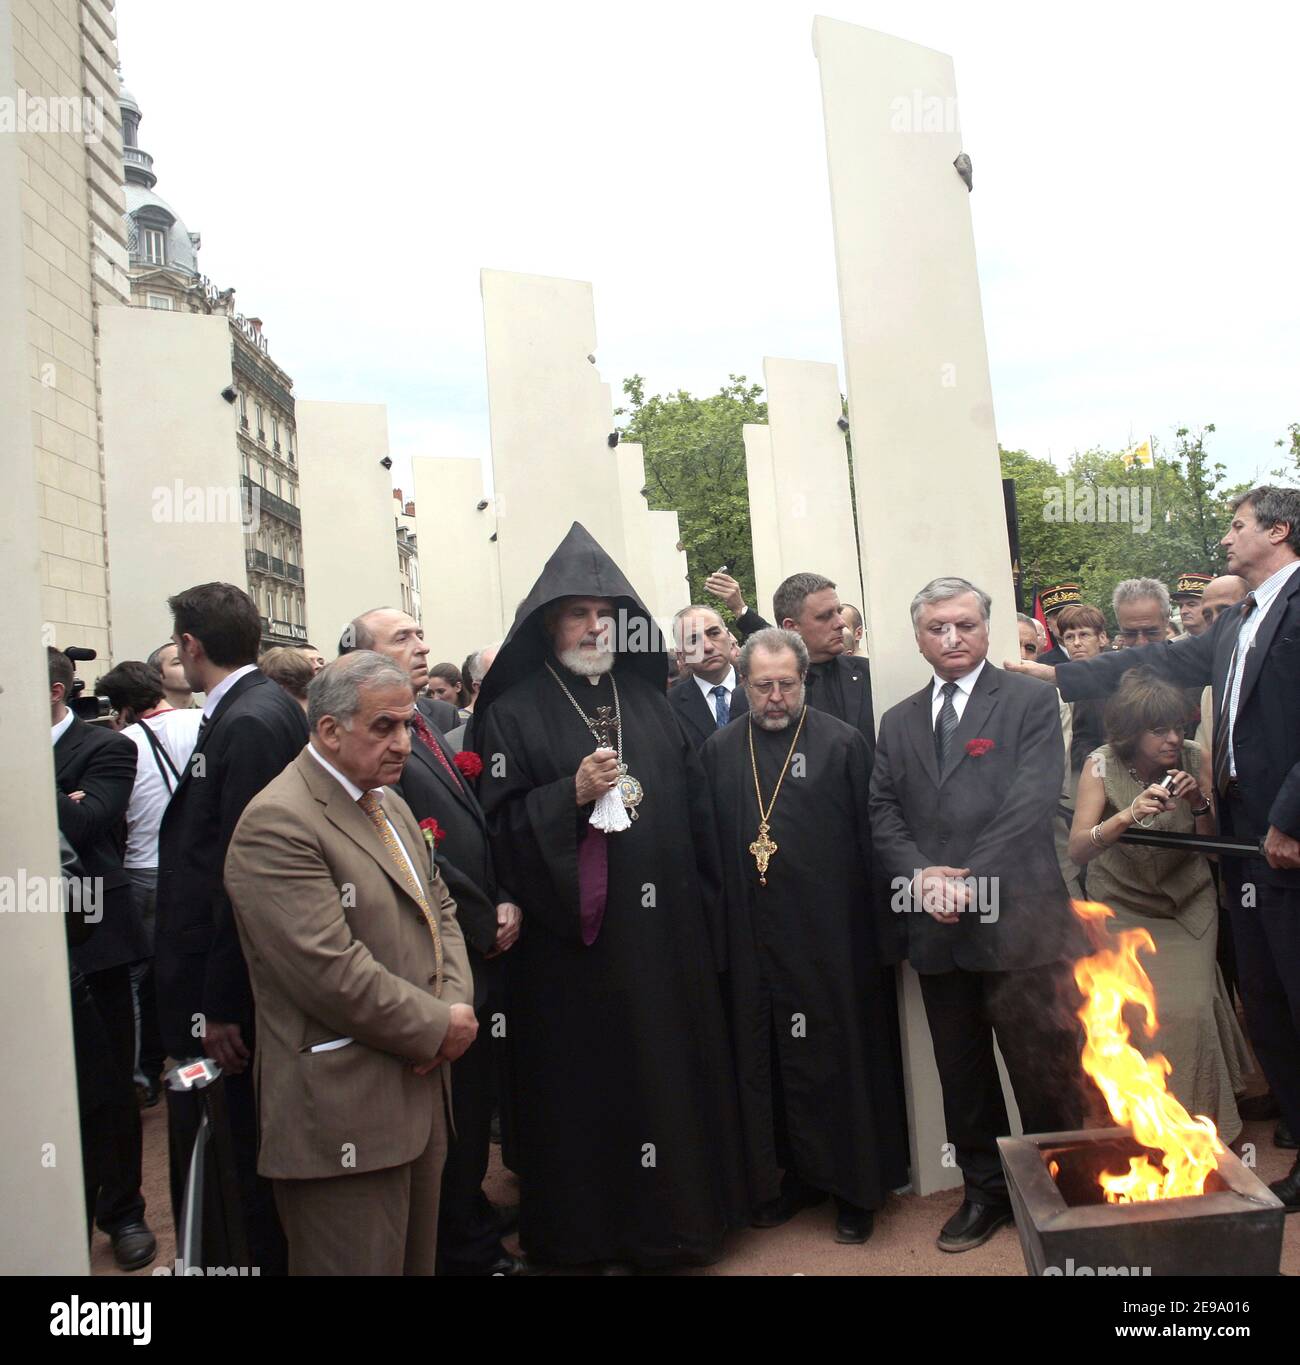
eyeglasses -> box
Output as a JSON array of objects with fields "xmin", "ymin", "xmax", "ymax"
[
  {"xmin": 1119, "ymin": 626, "xmax": 1167, "ymax": 642},
  {"xmin": 1146, "ymin": 725, "xmax": 1185, "ymax": 740},
  {"xmin": 746, "ymin": 678, "xmax": 801, "ymax": 695}
]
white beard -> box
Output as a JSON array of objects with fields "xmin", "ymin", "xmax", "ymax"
[
  {"xmin": 752, "ymin": 710, "xmax": 792, "ymax": 731},
  {"xmin": 558, "ymin": 645, "xmax": 615, "ymax": 677}
]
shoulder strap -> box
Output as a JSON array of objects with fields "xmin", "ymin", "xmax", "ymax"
[{"xmin": 139, "ymin": 718, "xmax": 182, "ymax": 792}]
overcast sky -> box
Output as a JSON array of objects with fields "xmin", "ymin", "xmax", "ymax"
[{"xmin": 117, "ymin": 1, "xmax": 1298, "ymax": 497}]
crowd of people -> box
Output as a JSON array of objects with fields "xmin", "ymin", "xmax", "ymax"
[{"xmin": 49, "ymin": 484, "xmax": 1300, "ymax": 1275}]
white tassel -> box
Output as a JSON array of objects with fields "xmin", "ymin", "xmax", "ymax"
[{"xmin": 590, "ymin": 785, "xmax": 631, "ymax": 833}]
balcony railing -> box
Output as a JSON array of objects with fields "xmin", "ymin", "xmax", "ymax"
[
  {"xmin": 246, "ymin": 549, "xmax": 269, "ymax": 573},
  {"xmin": 286, "ymin": 564, "xmax": 302, "ymax": 582},
  {"xmin": 270, "ymin": 556, "xmax": 285, "ymax": 577},
  {"xmin": 242, "ymin": 475, "xmax": 300, "ymax": 527}
]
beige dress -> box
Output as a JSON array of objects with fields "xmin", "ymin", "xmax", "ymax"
[{"xmin": 1084, "ymin": 741, "xmax": 1251, "ymax": 1143}]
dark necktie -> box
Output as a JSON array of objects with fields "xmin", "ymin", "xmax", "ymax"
[
  {"xmin": 412, "ymin": 712, "xmax": 464, "ymax": 793},
  {"xmin": 710, "ymin": 684, "xmax": 730, "ymax": 727},
  {"xmin": 1213, "ymin": 593, "xmax": 1258, "ymax": 795},
  {"xmin": 934, "ymin": 681, "xmax": 959, "ymax": 769}
]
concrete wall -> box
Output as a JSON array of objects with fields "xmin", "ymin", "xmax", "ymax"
[
  {"xmin": 764, "ymin": 356, "xmax": 863, "ymax": 615},
  {"xmin": 410, "ymin": 455, "xmax": 505, "ymax": 666},
  {"xmin": 481, "ymin": 269, "xmax": 629, "ymax": 611},
  {"xmin": 814, "ymin": 17, "xmax": 1021, "ymax": 1195},
  {"xmin": 298, "ymin": 400, "xmax": 398, "ymax": 651},
  {"xmin": 743, "ymin": 422, "xmax": 782, "ymax": 623},
  {"xmin": 15, "ymin": 0, "xmax": 128, "ymax": 664},
  {"xmin": 101, "ymin": 305, "xmax": 247, "ymax": 661},
  {"xmin": 647, "ymin": 509, "xmax": 689, "ymax": 633},
  {"xmin": 0, "ymin": 0, "xmax": 94, "ymax": 1273}
]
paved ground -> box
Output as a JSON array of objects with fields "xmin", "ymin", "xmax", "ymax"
[{"xmin": 93, "ymin": 1097, "xmax": 1299, "ymax": 1277}]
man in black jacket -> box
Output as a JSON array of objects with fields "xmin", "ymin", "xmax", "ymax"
[
  {"xmin": 1008, "ymin": 486, "xmax": 1300, "ymax": 1211},
  {"xmin": 156, "ymin": 583, "xmax": 308, "ymax": 1272},
  {"xmin": 342, "ymin": 606, "xmax": 525, "ymax": 1275},
  {"xmin": 706, "ymin": 570, "xmax": 875, "ymax": 764},
  {"xmin": 667, "ymin": 605, "xmax": 749, "ymax": 750},
  {"xmin": 51, "ymin": 648, "xmax": 155, "ymax": 1269}
]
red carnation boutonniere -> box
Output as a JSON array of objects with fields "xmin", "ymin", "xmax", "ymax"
[
  {"xmin": 453, "ymin": 750, "xmax": 484, "ymax": 780},
  {"xmin": 965, "ymin": 738, "xmax": 995, "ymax": 758},
  {"xmin": 419, "ymin": 817, "xmax": 445, "ymax": 849}
]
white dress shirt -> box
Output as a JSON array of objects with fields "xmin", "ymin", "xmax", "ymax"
[
  {"xmin": 930, "ymin": 659, "xmax": 987, "ymax": 725},
  {"xmin": 694, "ymin": 665, "xmax": 738, "ymax": 719},
  {"xmin": 51, "ymin": 709, "xmax": 75, "ymax": 746},
  {"xmin": 201, "ymin": 662, "xmax": 258, "ymax": 719},
  {"xmin": 306, "ymin": 742, "xmax": 423, "ymax": 891},
  {"xmin": 1226, "ymin": 559, "xmax": 1300, "ymax": 777}
]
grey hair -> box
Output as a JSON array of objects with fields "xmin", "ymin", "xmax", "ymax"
[
  {"xmin": 1015, "ymin": 611, "xmax": 1035, "ymax": 627},
  {"xmin": 773, "ymin": 573, "xmax": 836, "ymax": 627},
  {"xmin": 147, "ymin": 642, "xmax": 174, "ymax": 667},
  {"xmin": 307, "ymin": 650, "xmax": 412, "ymax": 731},
  {"xmin": 1230, "ymin": 485, "xmax": 1300, "ymax": 553},
  {"xmin": 464, "ymin": 643, "xmax": 501, "ymax": 685},
  {"xmin": 672, "ymin": 603, "xmax": 726, "ymax": 647},
  {"xmin": 738, "ymin": 627, "xmax": 810, "ymax": 679},
  {"xmin": 339, "ymin": 607, "xmax": 397, "ymax": 655},
  {"xmin": 909, "ymin": 577, "xmax": 992, "ymax": 629},
  {"xmin": 1112, "ymin": 577, "xmax": 1170, "ymax": 615}
]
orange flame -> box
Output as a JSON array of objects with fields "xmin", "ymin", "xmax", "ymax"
[{"xmin": 1071, "ymin": 900, "xmax": 1223, "ymax": 1202}]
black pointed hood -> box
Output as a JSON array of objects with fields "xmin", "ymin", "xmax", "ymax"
[{"xmin": 476, "ymin": 522, "xmax": 669, "ymax": 720}]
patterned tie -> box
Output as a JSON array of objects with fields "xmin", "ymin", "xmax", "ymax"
[
  {"xmin": 412, "ymin": 712, "xmax": 464, "ymax": 792},
  {"xmin": 357, "ymin": 789, "xmax": 444, "ymax": 982},
  {"xmin": 934, "ymin": 681, "xmax": 959, "ymax": 770},
  {"xmin": 711, "ymin": 684, "xmax": 730, "ymax": 728},
  {"xmin": 1213, "ymin": 593, "xmax": 1258, "ymax": 796}
]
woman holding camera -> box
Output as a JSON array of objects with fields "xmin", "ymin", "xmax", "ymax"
[{"xmin": 1069, "ymin": 667, "xmax": 1250, "ymax": 1142}]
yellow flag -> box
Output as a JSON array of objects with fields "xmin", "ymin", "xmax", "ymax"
[{"xmin": 1122, "ymin": 437, "xmax": 1154, "ymax": 468}]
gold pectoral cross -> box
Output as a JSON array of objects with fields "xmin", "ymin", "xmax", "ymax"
[{"xmin": 749, "ymin": 821, "xmax": 777, "ymax": 886}]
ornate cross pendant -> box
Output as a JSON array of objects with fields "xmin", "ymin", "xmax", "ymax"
[{"xmin": 749, "ymin": 820, "xmax": 777, "ymax": 886}]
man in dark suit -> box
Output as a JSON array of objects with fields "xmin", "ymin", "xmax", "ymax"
[
  {"xmin": 341, "ymin": 607, "xmax": 525, "ymax": 1275},
  {"xmin": 1009, "ymin": 486, "xmax": 1300, "ymax": 1210},
  {"xmin": 870, "ymin": 577, "xmax": 1086, "ymax": 1252},
  {"xmin": 706, "ymin": 570, "xmax": 875, "ymax": 763},
  {"xmin": 668, "ymin": 605, "xmax": 749, "ymax": 749},
  {"xmin": 155, "ymin": 582, "xmax": 308, "ymax": 1272},
  {"xmin": 50, "ymin": 648, "xmax": 155, "ymax": 1269}
]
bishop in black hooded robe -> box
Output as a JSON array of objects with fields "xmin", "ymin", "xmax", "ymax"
[
  {"xmin": 700, "ymin": 630, "xmax": 909, "ymax": 1231},
  {"xmin": 475, "ymin": 524, "xmax": 747, "ymax": 1269}
]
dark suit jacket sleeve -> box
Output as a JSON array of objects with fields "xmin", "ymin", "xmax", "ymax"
[
  {"xmin": 960, "ymin": 683, "xmax": 1066, "ymax": 881},
  {"xmin": 203, "ymin": 714, "xmax": 297, "ymax": 1024},
  {"xmin": 434, "ymin": 851, "xmax": 498, "ymax": 956},
  {"xmin": 1271, "ymin": 762, "xmax": 1300, "ymax": 836},
  {"xmin": 735, "ymin": 608, "xmax": 771, "ymax": 641},
  {"xmin": 430, "ymin": 861, "xmax": 473, "ymax": 1010},
  {"xmin": 1056, "ymin": 631, "xmax": 1216, "ymax": 700},
  {"xmin": 867, "ymin": 715, "xmax": 931, "ymax": 882},
  {"xmin": 56, "ymin": 729, "xmax": 136, "ymax": 848},
  {"xmin": 226, "ymin": 803, "xmax": 457, "ymax": 1063}
]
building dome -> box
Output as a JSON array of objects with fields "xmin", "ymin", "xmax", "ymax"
[{"xmin": 119, "ymin": 84, "xmax": 200, "ymax": 278}]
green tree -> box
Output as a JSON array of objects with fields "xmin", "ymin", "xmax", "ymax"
[{"xmin": 616, "ymin": 374, "xmax": 766, "ymax": 611}]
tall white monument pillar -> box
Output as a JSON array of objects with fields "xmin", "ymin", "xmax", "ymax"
[
  {"xmin": 814, "ymin": 16, "xmax": 1021, "ymax": 1194},
  {"xmin": 742, "ymin": 423, "xmax": 782, "ymax": 623},
  {"xmin": 764, "ymin": 356, "xmax": 862, "ymax": 612},
  {"xmin": 481, "ymin": 270, "xmax": 629, "ymax": 612},
  {"xmin": 410, "ymin": 455, "xmax": 505, "ymax": 662}
]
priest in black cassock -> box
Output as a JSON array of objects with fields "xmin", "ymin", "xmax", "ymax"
[
  {"xmin": 700, "ymin": 628, "xmax": 909, "ymax": 1244},
  {"xmin": 475, "ymin": 523, "xmax": 748, "ymax": 1271}
]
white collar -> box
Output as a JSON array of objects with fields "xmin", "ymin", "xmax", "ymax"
[
  {"xmin": 307, "ymin": 741, "xmax": 382, "ymax": 805},
  {"xmin": 202, "ymin": 663, "xmax": 258, "ymax": 719},
  {"xmin": 693, "ymin": 665, "xmax": 737, "ymax": 700},
  {"xmin": 51, "ymin": 709, "xmax": 75, "ymax": 745},
  {"xmin": 931, "ymin": 658, "xmax": 987, "ymax": 697},
  {"xmin": 1251, "ymin": 558, "xmax": 1300, "ymax": 613}
]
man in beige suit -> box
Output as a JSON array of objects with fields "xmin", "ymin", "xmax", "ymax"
[{"xmin": 225, "ymin": 650, "xmax": 475, "ymax": 1275}]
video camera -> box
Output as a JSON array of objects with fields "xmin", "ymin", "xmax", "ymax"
[{"xmin": 60, "ymin": 645, "xmax": 110, "ymax": 721}]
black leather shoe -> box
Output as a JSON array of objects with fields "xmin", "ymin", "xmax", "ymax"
[
  {"xmin": 833, "ymin": 1202, "xmax": 874, "ymax": 1244},
  {"xmin": 487, "ymin": 1252, "xmax": 530, "ymax": 1276},
  {"xmin": 937, "ymin": 1199, "xmax": 1013, "ymax": 1253},
  {"xmin": 110, "ymin": 1221, "xmax": 157, "ymax": 1271},
  {"xmin": 1269, "ymin": 1158, "xmax": 1300, "ymax": 1212},
  {"xmin": 1275, "ymin": 1120, "xmax": 1297, "ymax": 1150},
  {"xmin": 751, "ymin": 1184, "xmax": 827, "ymax": 1229}
]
